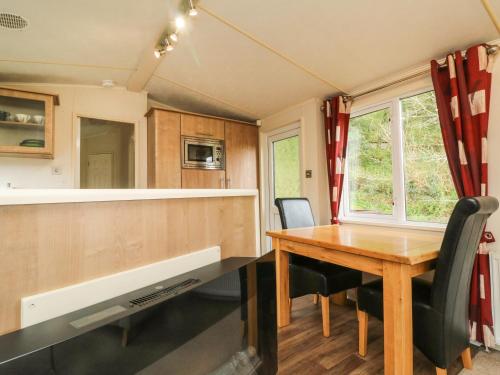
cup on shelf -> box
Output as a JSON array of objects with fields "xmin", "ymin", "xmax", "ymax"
[
  {"xmin": 14, "ymin": 114, "xmax": 31, "ymax": 123},
  {"xmin": 32, "ymin": 115, "xmax": 45, "ymax": 125}
]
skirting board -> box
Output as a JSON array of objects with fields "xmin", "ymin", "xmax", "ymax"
[{"xmin": 21, "ymin": 246, "xmax": 221, "ymax": 328}]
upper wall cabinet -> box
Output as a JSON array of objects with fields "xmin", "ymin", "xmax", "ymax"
[
  {"xmin": 225, "ymin": 121, "xmax": 259, "ymax": 189},
  {"xmin": 0, "ymin": 87, "xmax": 59, "ymax": 159},
  {"xmin": 181, "ymin": 114, "xmax": 225, "ymax": 140}
]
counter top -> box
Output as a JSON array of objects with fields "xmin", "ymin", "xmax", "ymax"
[{"xmin": 0, "ymin": 189, "xmax": 259, "ymax": 206}]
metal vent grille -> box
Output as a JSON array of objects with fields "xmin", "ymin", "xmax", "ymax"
[
  {"xmin": 129, "ymin": 278, "xmax": 200, "ymax": 307},
  {"xmin": 0, "ymin": 13, "xmax": 28, "ymax": 30}
]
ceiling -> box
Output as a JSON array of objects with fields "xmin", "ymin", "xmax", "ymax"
[{"xmin": 0, "ymin": 0, "xmax": 498, "ymax": 122}]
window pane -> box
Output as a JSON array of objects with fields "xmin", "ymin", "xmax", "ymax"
[
  {"xmin": 347, "ymin": 108, "xmax": 393, "ymax": 215},
  {"xmin": 401, "ymin": 91, "xmax": 457, "ymax": 223},
  {"xmin": 273, "ymin": 135, "xmax": 300, "ymax": 199}
]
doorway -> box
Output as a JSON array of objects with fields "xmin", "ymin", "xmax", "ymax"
[
  {"xmin": 266, "ymin": 126, "xmax": 302, "ymax": 250},
  {"xmin": 79, "ymin": 117, "xmax": 135, "ymax": 188}
]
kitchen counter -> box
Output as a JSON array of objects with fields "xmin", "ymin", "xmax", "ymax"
[{"xmin": 0, "ymin": 188, "xmax": 258, "ymax": 206}]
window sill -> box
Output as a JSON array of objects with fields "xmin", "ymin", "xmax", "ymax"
[{"xmin": 339, "ymin": 217, "xmax": 446, "ymax": 232}]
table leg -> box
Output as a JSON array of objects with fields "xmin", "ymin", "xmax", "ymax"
[
  {"xmin": 383, "ymin": 261, "xmax": 413, "ymax": 375},
  {"xmin": 274, "ymin": 238, "xmax": 290, "ymax": 327}
]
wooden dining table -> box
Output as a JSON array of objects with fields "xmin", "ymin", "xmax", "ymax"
[{"xmin": 267, "ymin": 223, "xmax": 444, "ymax": 375}]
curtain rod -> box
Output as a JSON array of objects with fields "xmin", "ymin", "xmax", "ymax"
[{"xmin": 337, "ymin": 44, "xmax": 499, "ymax": 102}]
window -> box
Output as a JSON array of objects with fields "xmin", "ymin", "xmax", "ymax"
[
  {"xmin": 343, "ymin": 90, "xmax": 457, "ymax": 226},
  {"xmin": 348, "ymin": 107, "xmax": 393, "ymax": 216},
  {"xmin": 272, "ymin": 135, "xmax": 300, "ymax": 199}
]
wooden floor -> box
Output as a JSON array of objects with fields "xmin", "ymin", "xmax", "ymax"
[{"xmin": 278, "ymin": 295, "xmax": 470, "ymax": 374}]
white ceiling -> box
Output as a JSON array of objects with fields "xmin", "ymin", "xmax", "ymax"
[{"xmin": 0, "ymin": 0, "xmax": 498, "ymax": 121}]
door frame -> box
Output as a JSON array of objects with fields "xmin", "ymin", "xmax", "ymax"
[
  {"xmin": 261, "ymin": 121, "xmax": 303, "ymax": 252},
  {"xmin": 73, "ymin": 114, "xmax": 139, "ymax": 188}
]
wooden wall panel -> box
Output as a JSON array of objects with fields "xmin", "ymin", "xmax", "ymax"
[
  {"xmin": 181, "ymin": 169, "xmax": 225, "ymax": 189},
  {"xmin": 0, "ymin": 196, "xmax": 257, "ymax": 334}
]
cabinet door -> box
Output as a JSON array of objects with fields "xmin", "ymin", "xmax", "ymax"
[
  {"xmin": 0, "ymin": 88, "xmax": 56, "ymax": 158},
  {"xmin": 181, "ymin": 114, "xmax": 225, "ymax": 140},
  {"xmin": 225, "ymin": 121, "xmax": 259, "ymax": 189},
  {"xmin": 148, "ymin": 110, "xmax": 181, "ymax": 188},
  {"xmin": 181, "ymin": 169, "xmax": 226, "ymax": 189}
]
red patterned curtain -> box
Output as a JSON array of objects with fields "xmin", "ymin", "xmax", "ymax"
[
  {"xmin": 323, "ymin": 96, "xmax": 351, "ymax": 224},
  {"xmin": 431, "ymin": 44, "xmax": 496, "ymax": 347}
]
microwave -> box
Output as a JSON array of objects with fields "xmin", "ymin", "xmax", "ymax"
[{"xmin": 182, "ymin": 136, "xmax": 225, "ymax": 170}]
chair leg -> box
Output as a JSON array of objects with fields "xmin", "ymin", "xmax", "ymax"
[
  {"xmin": 332, "ymin": 291, "xmax": 347, "ymax": 306},
  {"xmin": 356, "ymin": 304, "xmax": 368, "ymax": 357},
  {"xmin": 313, "ymin": 294, "xmax": 319, "ymax": 305},
  {"xmin": 320, "ymin": 295, "xmax": 330, "ymax": 337},
  {"xmin": 435, "ymin": 367, "xmax": 447, "ymax": 375},
  {"xmin": 289, "ymin": 298, "xmax": 292, "ymax": 313},
  {"xmin": 461, "ymin": 347, "xmax": 473, "ymax": 369}
]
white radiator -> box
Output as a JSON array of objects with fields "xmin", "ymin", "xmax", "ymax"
[
  {"xmin": 21, "ymin": 246, "xmax": 221, "ymax": 328},
  {"xmin": 491, "ymin": 251, "xmax": 500, "ymax": 348}
]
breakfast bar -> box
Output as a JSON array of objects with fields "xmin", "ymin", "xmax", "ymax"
[{"xmin": 0, "ymin": 189, "xmax": 261, "ymax": 335}]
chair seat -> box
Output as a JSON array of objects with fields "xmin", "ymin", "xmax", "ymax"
[
  {"xmin": 290, "ymin": 255, "xmax": 362, "ymax": 298},
  {"xmin": 358, "ymin": 278, "xmax": 450, "ymax": 368}
]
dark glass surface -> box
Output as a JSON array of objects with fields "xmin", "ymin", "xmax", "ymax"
[
  {"xmin": 0, "ymin": 254, "xmax": 277, "ymax": 375},
  {"xmin": 188, "ymin": 144, "xmax": 214, "ymax": 162}
]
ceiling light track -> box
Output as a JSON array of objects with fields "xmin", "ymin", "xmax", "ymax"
[{"xmin": 153, "ymin": 0, "xmax": 198, "ymax": 59}]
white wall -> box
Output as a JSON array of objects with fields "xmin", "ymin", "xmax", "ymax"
[
  {"xmin": 260, "ymin": 98, "xmax": 329, "ymax": 226},
  {"xmin": 0, "ymin": 83, "xmax": 148, "ymax": 188}
]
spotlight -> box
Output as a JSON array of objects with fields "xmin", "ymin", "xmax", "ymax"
[
  {"xmin": 175, "ymin": 16, "xmax": 186, "ymax": 29},
  {"xmin": 154, "ymin": 47, "xmax": 166, "ymax": 58},
  {"xmin": 188, "ymin": 0, "xmax": 198, "ymax": 16},
  {"xmin": 169, "ymin": 32, "xmax": 178, "ymax": 42},
  {"xmin": 165, "ymin": 39, "xmax": 174, "ymax": 52}
]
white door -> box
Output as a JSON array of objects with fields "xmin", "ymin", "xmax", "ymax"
[
  {"xmin": 87, "ymin": 153, "xmax": 113, "ymax": 188},
  {"xmin": 266, "ymin": 127, "xmax": 301, "ymax": 250}
]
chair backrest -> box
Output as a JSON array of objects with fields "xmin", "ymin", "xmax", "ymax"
[
  {"xmin": 274, "ymin": 198, "xmax": 315, "ymax": 230},
  {"xmin": 431, "ymin": 196, "xmax": 498, "ymax": 351}
]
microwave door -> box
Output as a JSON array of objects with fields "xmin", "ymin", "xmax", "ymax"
[{"xmin": 188, "ymin": 144, "xmax": 213, "ymax": 164}]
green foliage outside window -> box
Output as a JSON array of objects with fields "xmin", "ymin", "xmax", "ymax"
[
  {"xmin": 402, "ymin": 91, "xmax": 457, "ymax": 223},
  {"xmin": 346, "ymin": 91, "xmax": 457, "ymax": 223},
  {"xmin": 348, "ymin": 108, "xmax": 394, "ymax": 215},
  {"xmin": 273, "ymin": 136, "xmax": 300, "ymax": 199}
]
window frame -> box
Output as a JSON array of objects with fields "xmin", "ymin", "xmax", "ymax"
[{"xmin": 340, "ymin": 87, "xmax": 448, "ymax": 231}]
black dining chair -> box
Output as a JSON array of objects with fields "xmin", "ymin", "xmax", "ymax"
[
  {"xmin": 356, "ymin": 196, "xmax": 499, "ymax": 375},
  {"xmin": 275, "ymin": 198, "xmax": 362, "ymax": 337}
]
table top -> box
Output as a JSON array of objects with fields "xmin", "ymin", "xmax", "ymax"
[{"xmin": 266, "ymin": 224, "xmax": 444, "ymax": 265}]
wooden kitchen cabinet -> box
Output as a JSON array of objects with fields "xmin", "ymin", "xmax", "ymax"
[
  {"xmin": 225, "ymin": 121, "xmax": 259, "ymax": 189},
  {"xmin": 147, "ymin": 109, "xmax": 181, "ymax": 188},
  {"xmin": 181, "ymin": 169, "xmax": 226, "ymax": 189},
  {"xmin": 146, "ymin": 108, "xmax": 259, "ymax": 190},
  {"xmin": 0, "ymin": 87, "xmax": 59, "ymax": 158},
  {"xmin": 181, "ymin": 114, "xmax": 225, "ymax": 140}
]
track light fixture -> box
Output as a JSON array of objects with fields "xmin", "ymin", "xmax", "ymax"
[
  {"xmin": 154, "ymin": 1, "xmax": 199, "ymax": 58},
  {"xmin": 169, "ymin": 32, "xmax": 178, "ymax": 42},
  {"xmin": 154, "ymin": 47, "xmax": 166, "ymax": 59},
  {"xmin": 188, "ymin": 0, "xmax": 198, "ymax": 16},
  {"xmin": 175, "ymin": 16, "xmax": 186, "ymax": 29},
  {"xmin": 165, "ymin": 38, "xmax": 174, "ymax": 52}
]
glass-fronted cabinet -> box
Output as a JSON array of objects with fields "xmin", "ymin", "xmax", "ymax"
[{"xmin": 0, "ymin": 87, "xmax": 58, "ymax": 158}]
